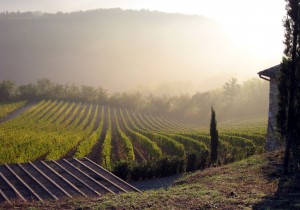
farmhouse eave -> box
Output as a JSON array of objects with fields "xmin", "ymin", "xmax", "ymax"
[{"xmin": 258, "ymin": 65, "xmax": 281, "ymax": 81}]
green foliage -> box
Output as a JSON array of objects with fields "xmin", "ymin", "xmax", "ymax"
[
  {"xmin": 112, "ymin": 161, "xmax": 133, "ymax": 181},
  {"xmin": 125, "ymin": 109, "xmax": 185, "ymax": 158},
  {"xmin": 182, "ymin": 126, "xmax": 264, "ymax": 164},
  {"xmin": 219, "ymin": 134, "xmax": 257, "ymax": 160},
  {"xmin": 186, "ymin": 152, "xmax": 208, "ymax": 172},
  {"xmin": 0, "ymin": 80, "xmax": 16, "ymax": 101},
  {"xmin": 120, "ymin": 109, "xmax": 162, "ymax": 159},
  {"xmin": 0, "ymin": 100, "xmax": 266, "ymax": 179},
  {"xmin": 143, "ymin": 132, "xmax": 186, "ymax": 158},
  {"xmin": 101, "ymin": 107, "xmax": 112, "ymax": 170},
  {"xmin": 0, "ymin": 101, "xmax": 27, "ymax": 119},
  {"xmin": 278, "ymin": 0, "xmax": 300, "ymax": 173},
  {"xmin": 221, "ymin": 132, "xmax": 265, "ymax": 147},
  {"xmin": 277, "ymin": 59, "xmax": 290, "ymax": 138},
  {"xmin": 114, "ymin": 108, "xmax": 135, "ymax": 161},
  {"xmin": 210, "ymin": 107, "xmax": 219, "ymax": 164},
  {"xmin": 69, "ymin": 104, "xmax": 88, "ymax": 129},
  {"xmin": 75, "ymin": 105, "xmax": 104, "ymax": 158},
  {"xmin": 222, "ymin": 78, "xmax": 240, "ymax": 105},
  {"xmin": 0, "ymin": 77, "xmax": 269, "ymax": 122},
  {"xmin": 182, "ymin": 133, "xmax": 211, "ymax": 146},
  {"xmin": 112, "ymin": 156, "xmax": 185, "ymax": 181},
  {"xmin": 0, "ymin": 100, "xmax": 86, "ymax": 163},
  {"xmin": 169, "ymin": 134, "xmax": 208, "ymax": 154}
]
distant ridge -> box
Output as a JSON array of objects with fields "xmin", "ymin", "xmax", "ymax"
[{"xmin": 0, "ymin": 8, "xmax": 235, "ymax": 93}]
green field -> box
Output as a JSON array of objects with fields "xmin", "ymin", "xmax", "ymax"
[
  {"xmin": 0, "ymin": 101, "xmax": 27, "ymax": 119},
  {"xmin": 0, "ymin": 100, "xmax": 267, "ymax": 174}
]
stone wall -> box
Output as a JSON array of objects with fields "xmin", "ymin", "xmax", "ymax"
[{"xmin": 265, "ymin": 76, "xmax": 282, "ymax": 151}]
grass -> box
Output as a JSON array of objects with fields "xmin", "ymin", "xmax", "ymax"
[{"xmin": 2, "ymin": 149, "xmax": 299, "ymax": 210}]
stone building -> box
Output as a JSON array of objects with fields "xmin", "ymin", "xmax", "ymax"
[{"xmin": 258, "ymin": 65, "xmax": 282, "ymax": 151}]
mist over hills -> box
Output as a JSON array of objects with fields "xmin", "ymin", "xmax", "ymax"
[{"xmin": 0, "ymin": 9, "xmax": 255, "ymax": 95}]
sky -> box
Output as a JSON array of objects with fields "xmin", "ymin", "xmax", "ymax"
[
  {"xmin": 1, "ymin": 0, "xmax": 286, "ymax": 59},
  {"xmin": 0, "ymin": 0, "xmax": 286, "ymax": 79}
]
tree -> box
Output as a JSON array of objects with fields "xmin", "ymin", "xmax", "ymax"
[
  {"xmin": 51, "ymin": 84, "xmax": 65, "ymax": 99},
  {"xmin": 169, "ymin": 94, "xmax": 191, "ymax": 118},
  {"xmin": 0, "ymin": 80, "xmax": 16, "ymax": 101},
  {"xmin": 120, "ymin": 92, "xmax": 143, "ymax": 110},
  {"xmin": 36, "ymin": 78, "xmax": 53, "ymax": 99},
  {"xmin": 67, "ymin": 84, "xmax": 81, "ymax": 102},
  {"xmin": 210, "ymin": 107, "xmax": 219, "ymax": 165},
  {"xmin": 80, "ymin": 85, "xmax": 97, "ymax": 102},
  {"xmin": 222, "ymin": 78, "xmax": 240, "ymax": 105},
  {"xmin": 97, "ymin": 87, "xmax": 108, "ymax": 105},
  {"xmin": 277, "ymin": 0, "xmax": 300, "ymax": 174},
  {"xmin": 18, "ymin": 83, "xmax": 38, "ymax": 101},
  {"xmin": 145, "ymin": 94, "xmax": 170, "ymax": 115}
]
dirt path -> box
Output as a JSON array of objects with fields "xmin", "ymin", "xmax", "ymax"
[{"xmin": 0, "ymin": 102, "xmax": 36, "ymax": 123}]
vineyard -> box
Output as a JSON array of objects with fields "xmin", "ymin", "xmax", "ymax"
[
  {"xmin": 0, "ymin": 100, "xmax": 267, "ymax": 179},
  {"xmin": 0, "ymin": 101, "xmax": 27, "ymax": 119}
]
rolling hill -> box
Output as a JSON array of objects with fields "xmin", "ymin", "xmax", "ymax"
[{"xmin": 0, "ymin": 9, "xmax": 239, "ymax": 93}]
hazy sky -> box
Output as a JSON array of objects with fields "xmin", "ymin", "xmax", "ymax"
[
  {"xmin": 1, "ymin": 0, "xmax": 286, "ymax": 59},
  {"xmin": 1, "ymin": 0, "xmax": 286, "ymax": 78}
]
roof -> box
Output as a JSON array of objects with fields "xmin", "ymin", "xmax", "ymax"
[
  {"xmin": 0, "ymin": 158, "xmax": 140, "ymax": 203},
  {"xmin": 257, "ymin": 64, "xmax": 281, "ymax": 78}
]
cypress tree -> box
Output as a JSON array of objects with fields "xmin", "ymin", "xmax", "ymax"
[
  {"xmin": 210, "ymin": 107, "xmax": 219, "ymax": 165},
  {"xmin": 277, "ymin": 0, "xmax": 300, "ymax": 174}
]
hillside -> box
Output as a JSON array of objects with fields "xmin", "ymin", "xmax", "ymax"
[
  {"xmin": 1, "ymin": 101, "xmax": 296, "ymax": 209},
  {"xmin": 0, "ymin": 9, "xmax": 244, "ymax": 93},
  {"xmin": 1, "ymin": 150, "xmax": 298, "ymax": 209},
  {"xmin": 0, "ymin": 100, "xmax": 266, "ymax": 170}
]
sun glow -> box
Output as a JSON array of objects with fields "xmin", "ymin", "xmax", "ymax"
[
  {"xmin": 148, "ymin": 0, "xmax": 285, "ymax": 58},
  {"xmin": 208, "ymin": 0, "xmax": 285, "ymax": 57},
  {"xmin": 85, "ymin": 0, "xmax": 285, "ymax": 59}
]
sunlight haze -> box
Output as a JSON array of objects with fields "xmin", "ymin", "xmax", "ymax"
[
  {"xmin": 0, "ymin": 0, "xmax": 286, "ymax": 93},
  {"xmin": 1, "ymin": 0, "xmax": 285, "ymax": 57}
]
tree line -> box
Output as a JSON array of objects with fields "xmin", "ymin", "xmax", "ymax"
[{"xmin": 0, "ymin": 77, "xmax": 268, "ymax": 122}]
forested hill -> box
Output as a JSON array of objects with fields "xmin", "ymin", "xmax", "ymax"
[{"xmin": 0, "ymin": 9, "xmax": 236, "ymax": 93}]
